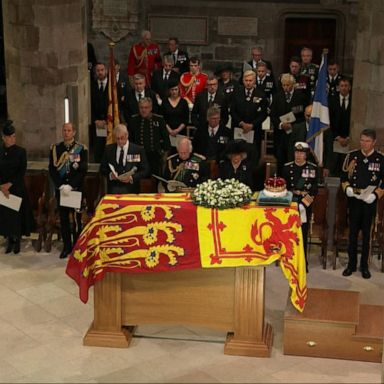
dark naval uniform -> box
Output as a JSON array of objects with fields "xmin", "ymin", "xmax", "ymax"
[
  {"xmin": 341, "ymin": 149, "xmax": 384, "ymax": 276},
  {"xmin": 283, "ymin": 159, "xmax": 319, "ymax": 271},
  {"xmin": 129, "ymin": 113, "xmax": 171, "ymax": 175},
  {"xmin": 49, "ymin": 140, "xmax": 88, "ymax": 258},
  {"xmin": 163, "ymin": 152, "xmax": 208, "ymax": 191}
]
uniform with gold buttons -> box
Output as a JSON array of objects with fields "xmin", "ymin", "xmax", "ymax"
[
  {"xmin": 129, "ymin": 113, "xmax": 170, "ymax": 175},
  {"xmin": 163, "ymin": 152, "xmax": 208, "ymax": 191},
  {"xmin": 282, "ymin": 142, "xmax": 320, "ymax": 272},
  {"xmin": 340, "ymin": 147, "xmax": 384, "ymax": 277},
  {"xmin": 49, "ymin": 139, "xmax": 88, "ymax": 258}
]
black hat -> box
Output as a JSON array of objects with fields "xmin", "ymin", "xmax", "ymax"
[
  {"xmin": 224, "ymin": 139, "xmax": 248, "ymax": 158},
  {"xmin": 214, "ymin": 63, "xmax": 234, "ymax": 76},
  {"xmin": 2, "ymin": 120, "xmax": 15, "ymax": 136},
  {"xmin": 167, "ymin": 79, "xmax": 180, "ymax": 89}
]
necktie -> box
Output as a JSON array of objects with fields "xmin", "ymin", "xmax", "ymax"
[
  {"xmin": 210, "ymin": 128, "xmax": 215, "ymax": 137},
  {"xmin": 285, "ymin": 92, "xmax": 291, "ymax": 103},
  {"xmin": 173, "ymin": 53, "xmax": 177, "ymax": 64},
  {"xmin": 118, "ymin": 147, "xmax": 124, "ymax": 166},
  {"xmin": 138, "ymin": 92, "xmax": 142, "ymax": 101},
  {"xmin": 342, "ymin": 97, "xmax": 346, "ymax": 110},
  {"xmin": 99, "ymin": 81, "xmax": 103, "ymax": 91},
  {"xmin": 208, "ymin": 94, "xmax": 214, "ymax": 105},
  {"xmin": 246, "ymin": 89, "xmax": 251, "ymax": 99}
]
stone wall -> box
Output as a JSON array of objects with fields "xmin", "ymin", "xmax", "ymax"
[
  {"xmin": 350, "ymin": 0, "xmax": 384, "ymax": 147},
  {"xmin": 89, "ymin": 0, "xmax": 358, "ymax": 81},
  {"xmin": 3, "ymin": 0, "xmax": 89, "ymax": 158}
]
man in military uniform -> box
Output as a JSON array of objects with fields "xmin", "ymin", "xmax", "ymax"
[
  {"xmin": 255, "ymin": 61, "xmax": 276, "ymax": 106},
  {"xmin": 49, "ymin": 122, "xmax": 88, "ymax": 259},
  {"xmin": 129, "ymin": 97, "xmax": 171, "ymax": 175},
  {"xmin": 215, "ymin": 63, "xmax": 239, "ymax": 106},
  {"xmin": 179, "ymin": 57, "xmax": 208, "ymax": 105},
  {"xmin": 165, "ymin": 37, "xmax": 189, "ymax": 75},
  {"xmin": 163, "ymin": 137, "xmax": 208, "ymax": 192},
  {"xmin": 327, "ymin": 59, "xmax": 343, "ymax": 97},
  {"xmin": 341, "ymin": 129, "xmax": 384, "ymax": 279},
  {"xmin": 127, "ymin": 30, "xmax": 162, "ymax": 87},
  {"xmin": 283, "ymin": 142, "xmax": 319, "ymax": 272},
  {"xmin": 300, "ymin": 47, "xmax": 319, "ymax": 98}
]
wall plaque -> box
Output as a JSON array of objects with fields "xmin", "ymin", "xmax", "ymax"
[
  {"xmin": 148, "ymin": 15, "xmax": 208, "ymax": 45},
  {"xmin": 218, "ymin": 16, "xmax": 258, "ymax": 36},
  {"xmin": 92, "ymin": 0, "xmax": 139, "ymax": 42}
]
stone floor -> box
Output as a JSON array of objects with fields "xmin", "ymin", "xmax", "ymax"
[{"xmin": 0, "ymin": 237, "xmax": 383, "ymax": 383}]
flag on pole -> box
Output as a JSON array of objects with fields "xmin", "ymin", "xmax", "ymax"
[
  {"xmin": 306, "ymin": 49, "xmax": 330, "ymax": 166},
  {"xmin": 106, "ymin": 42, "xmax": 120, "ymax": 145}
]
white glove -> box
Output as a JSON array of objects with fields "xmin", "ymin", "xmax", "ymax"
[
  {"xmin": 345, "ymin": 187, "xmax": 354, "ymax": 198},
  {"xmin": 60, "ymin": 184, "xmax": 72, "ymax": 196},
  {"xmin": 364, "ymin": 193, "xmax": 376, "ymax": 204},
  {"xmin": 298, "ymin": 203, "xmax": 307, "ymax": 224}
]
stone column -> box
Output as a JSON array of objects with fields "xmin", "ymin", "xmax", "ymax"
[
  {"xmin": 2, "ymin": 0, "xmax": 89, "ymax": 159},
  {"xmin": 350, "ymin": 0, "xmax": 384, "ymax": 147}
]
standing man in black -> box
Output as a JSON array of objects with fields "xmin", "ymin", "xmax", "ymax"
[
  {"xmin": 341, "ymin": 129, "xmax": 384, "ymax": 279},
  {"xmin": 231, "ymin": 69, "xmax": 268, "ymax": 166},
  {"xmin": 165, "ymin": 37, "xmax": 189, "ymax": 75},
  {"xmin": 151, "ymin": 55, "xmax": 180, "ymax": 102},
  {"xmin": 329, "ymin": 77, "xmax": 352, "ymax": 176},
  {"xmin": 100, "ymin": 124, "xmax": 150, "ymax": 194},
  {"xmin": 191, "ymin": 75, "xmax": 228, "ymax": 129},
  {"xmin": 49, "ymin": 123, "xmax": 88, "ymax": 259},
  {"xmin": 193, "ymin": 105, "xmax": 231, "ymax": 161},
  {"xmin": 270, "ymin": 73, "xmax": 309, "ymax": 175},
  {"xmin": 121, "ymin": 73, "xmax": 158, "ymax": 123},
  {"xmin": 327, "ymin": 59, "xmax": 343, "ymax": 97},
  {"xmin": 90, "ymin": 62, "xmax": 108, "ymax": 162}
]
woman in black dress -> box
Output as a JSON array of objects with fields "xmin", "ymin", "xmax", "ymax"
[
  {"xmin": 218, "ymin": 139, "xmax": 254, "ymax": 190},
  {"xmin": 161, "ymin": 80, "xmax": 189, "ymax": 137},
  {"xmin": 0, "ymin": 120, "xmax": 34, "ymax": 253}
]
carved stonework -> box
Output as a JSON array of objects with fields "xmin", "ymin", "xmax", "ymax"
[{"xmin": 92, "ymin": 0, "xmax": 139, "ymax": 42}]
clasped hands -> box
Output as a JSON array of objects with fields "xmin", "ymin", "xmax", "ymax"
[
  {"xmin": 110, "ymin": 172, "xmax": 133, "ymax": 184},
  {"xmin": 59, "ymin": 184, "xmax": 73, "ymax": 196},
  {"xmin": 345, "ymin": 187, "xmax": 376, "ymax": 204}
]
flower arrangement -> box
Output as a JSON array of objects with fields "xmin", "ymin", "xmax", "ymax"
[{"xmin": 191, "ymin": 178, "xmax": 253, "ymax": 209}]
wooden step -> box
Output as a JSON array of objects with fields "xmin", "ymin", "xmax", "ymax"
[
  {"xmin": 355, "ymin": 304, "xmax": 384, "ymax": 338},
  {"xmin": 285, "ymin": 288, "xmax": 360, "ymax": 325},
  {"xmin": 284, "ymin": 288, "xmax": 384, "ymax": 362}
]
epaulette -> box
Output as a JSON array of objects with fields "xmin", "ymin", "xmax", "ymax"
[
  {"xmin": 307, "ymin": 161, "xmax": 318, "ymax": 167},
  {"xmin": 167, "ymin": 153, "xmax": 178, "ymax": 160},
  {"xmin": 132, "ymin": 113, "xmax": 139, "ymax": 118},
  {"xmin": 152, "ymin": 113, "xmax": 163, "ymax": 118},
  {"xmin": 284, "ymin": 161, "xmax": 294, "ymax": 166},
  {"xmin": 192, "ymin": 152, "xmax": 206, "ymax": 160},
  {"xmin": 76, "ymin": 142, "xmax": 88, "ymax": 151}
]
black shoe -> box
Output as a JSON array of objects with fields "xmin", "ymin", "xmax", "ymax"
[
  {"xmin": 342, "ymin": 267, "xmax": 356, "ymax": 276},
  {"xmin": 361, "ymin": 269, "xmax": 371, "ymax": 279},
  {"xmin": 5, "ymin": 237, "xmax": 14, "ymax": 254},
  {"xmin": 13, "ymin": 239, "xmax": 20, "ymax": 254},
  {"xmin": 59, "ymin": 250, "xmax": 70, "ymax": 259}
]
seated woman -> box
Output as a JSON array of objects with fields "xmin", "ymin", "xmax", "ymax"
[
  {"xmin": 218, "ymin": 139, "xmax": 254, "ymax": 190},
  {"xmin": 0, "ymin": 120, "xmax": 35, "ymax": 254},
  {"xmin": 160, "ymin": 80, "xmax": 190, "ymax": 139}
]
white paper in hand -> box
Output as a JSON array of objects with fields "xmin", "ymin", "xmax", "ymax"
[
  {"xmin": 60, "ymin": 190, "xmax": 82, "ymax": 209},
  {"xmin": 0, "ymin": 191, "xmax": 22, "ymax": 212}
]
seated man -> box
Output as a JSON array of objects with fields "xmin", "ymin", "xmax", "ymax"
[
  {"xmin": 100, "ymin": 124, "xmax": 150, "ymax": 194},
  {"xmin": 163, "ymin": 137, "xmax": 208, "ymax": 192},
  {"xmin": 282, "ymin": 142, "xmax": 319, "ymax": 272}
]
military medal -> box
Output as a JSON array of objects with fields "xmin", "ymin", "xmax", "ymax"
[{"xmin": 363, "ymin": 158, "xmax": 368, "ymax": 164}]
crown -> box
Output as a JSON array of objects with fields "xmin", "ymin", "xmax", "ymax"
[{"xmin": 264, "ymin": 176, "xmax": 286, "ymax": 193}]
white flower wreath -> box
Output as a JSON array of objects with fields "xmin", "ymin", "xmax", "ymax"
[{"xmin": 191, "ymin": 178, "xmax": 253, "ymax": 209}]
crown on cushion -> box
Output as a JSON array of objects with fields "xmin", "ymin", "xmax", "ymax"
[{"xmin": 264, "ymin": 176, "xmax": 286, "ymax": 193}]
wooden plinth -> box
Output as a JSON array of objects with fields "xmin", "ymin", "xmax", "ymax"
[
  {"xmin": 284, "ymin": 288, "xmax": 384, "ymax": 362},
  {"xmin": 83, "ymin": 267, "xmax": 273, "ymax": 357}
]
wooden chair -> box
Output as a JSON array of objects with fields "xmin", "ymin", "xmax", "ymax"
[
  {"xmin": 372, "ymin": 196, "xmax": 384, "ymax": 272},
  {"xmin": 333, "ymin": 186, "xmax": 349, "ymax": 269},
  {"xmin": 308, "ymin": 186, "xmax": 329, "ymax": 269},
  {"xmin": 24, "ymin": 171, "xmax": 49, "ymax": 252},
  {"xmin": 81, "ymin": 173, "xmax": 104, "ymax": 225}
]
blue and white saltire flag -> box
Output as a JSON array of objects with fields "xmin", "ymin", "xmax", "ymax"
[{"xmin": 307, "ymin": 52, "xmax": 330, "ymax": 166}]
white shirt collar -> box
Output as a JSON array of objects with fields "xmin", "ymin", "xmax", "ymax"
[{"xmin": 209, "ymin": 125, "xmax": 219, "ymax": 135}]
